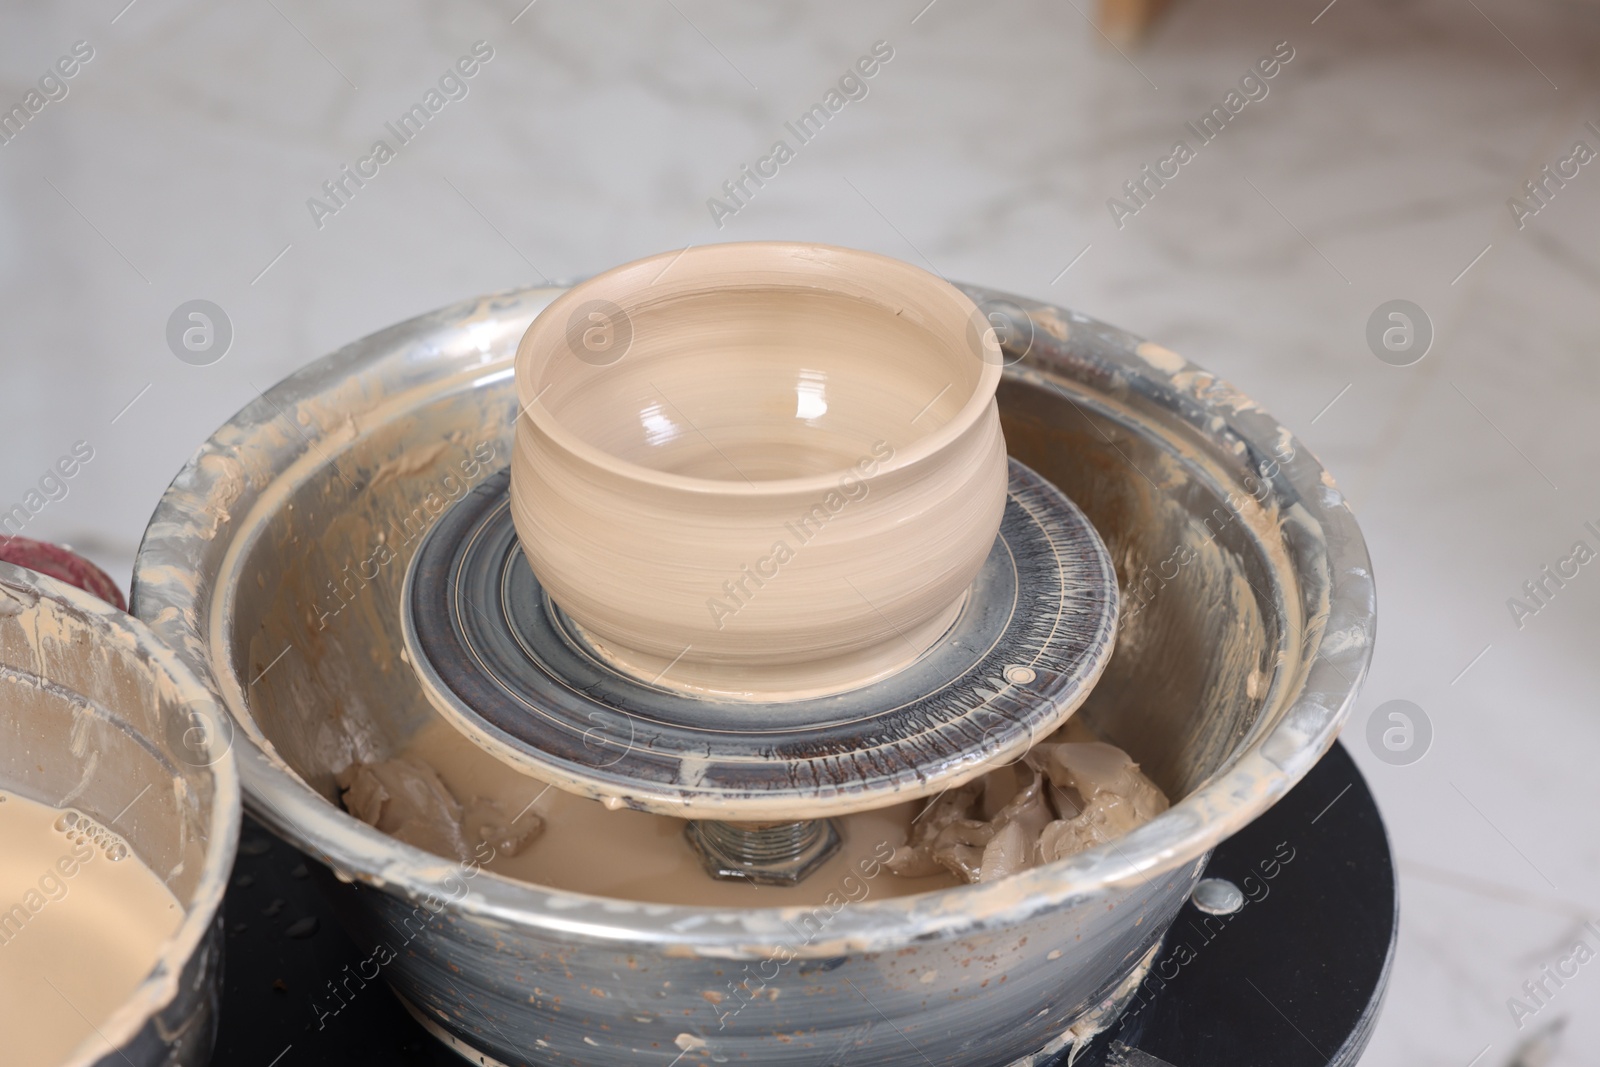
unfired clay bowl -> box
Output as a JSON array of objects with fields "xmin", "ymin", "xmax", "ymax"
[{"xmin": 511, "ymin": 242, "xmax": 1008, "ymax": 700}]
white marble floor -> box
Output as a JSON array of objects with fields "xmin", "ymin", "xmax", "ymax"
[{"xmin": 2, "ymin": 0, "xmax": 1598, "ymax": 1063}]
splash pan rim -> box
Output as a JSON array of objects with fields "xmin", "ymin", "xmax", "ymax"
[{"xmin": 130, "ymin": 282, "xmax": 1374, "ymax": 954}]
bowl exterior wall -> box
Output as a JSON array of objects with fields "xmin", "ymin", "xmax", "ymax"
[{"xmin": 510, "ymin": 399, "xmax": 1008, "ymax": 682}]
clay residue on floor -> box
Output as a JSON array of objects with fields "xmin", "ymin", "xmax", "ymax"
[{"xmin": 886, "ymin": 719, "xmax": 1168, "ymax": 884}]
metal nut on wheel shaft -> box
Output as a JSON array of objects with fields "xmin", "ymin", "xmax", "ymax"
[{"xmin": 684, "ymin": 819, "xmax": 842, "ymax": 886}]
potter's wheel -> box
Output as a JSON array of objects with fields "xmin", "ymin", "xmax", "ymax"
[
  {"xmin": 135, "ymin": 277, "xmax": 1382, "ymax": 1067},
  {"xmin": 402, "ymin": 458, "xmax": 1117, "ymax": 821},
  {"xmin": 403, "ymin": 446, "xmax": 1117, "ymax": 884}
]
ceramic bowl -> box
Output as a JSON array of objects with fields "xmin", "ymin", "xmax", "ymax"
[{"xmin": 510, "ymin": 242, "xmax": 1008, "ymax": 699}]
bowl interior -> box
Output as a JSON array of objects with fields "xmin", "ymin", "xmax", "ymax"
[{"xmin": 529, "ymin": 286, "xmax": 983, "ymax": 481}]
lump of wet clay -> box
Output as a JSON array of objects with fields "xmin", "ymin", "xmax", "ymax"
[
  {"xmin": 887, "ymin": 734, "xmax": 1167, "ymax": 884},
  {"xmin": 338, "ymin": 754, "xmax": 542, "ymax": 864},
  {"xmin": 1032, "ymin": 741, "xmax": 1168, "ymax": 861}
]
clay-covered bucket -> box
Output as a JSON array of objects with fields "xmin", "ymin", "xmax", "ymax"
[{"xmin": 0, "ymin": 563, "xmax": 239, "ymax": 1067}]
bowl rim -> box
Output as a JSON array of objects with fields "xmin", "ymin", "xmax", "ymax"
[
  {"xmin": 130, "ymin": 277, "xmax": 1374, "ymax": 956},
  {"xmin": 0, "ymin": 563, "xmax": 240, "ymax": 1067},
  {"xmin": 514, "ymin": 241, "xmax": 1004, "ymax": 497}
]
